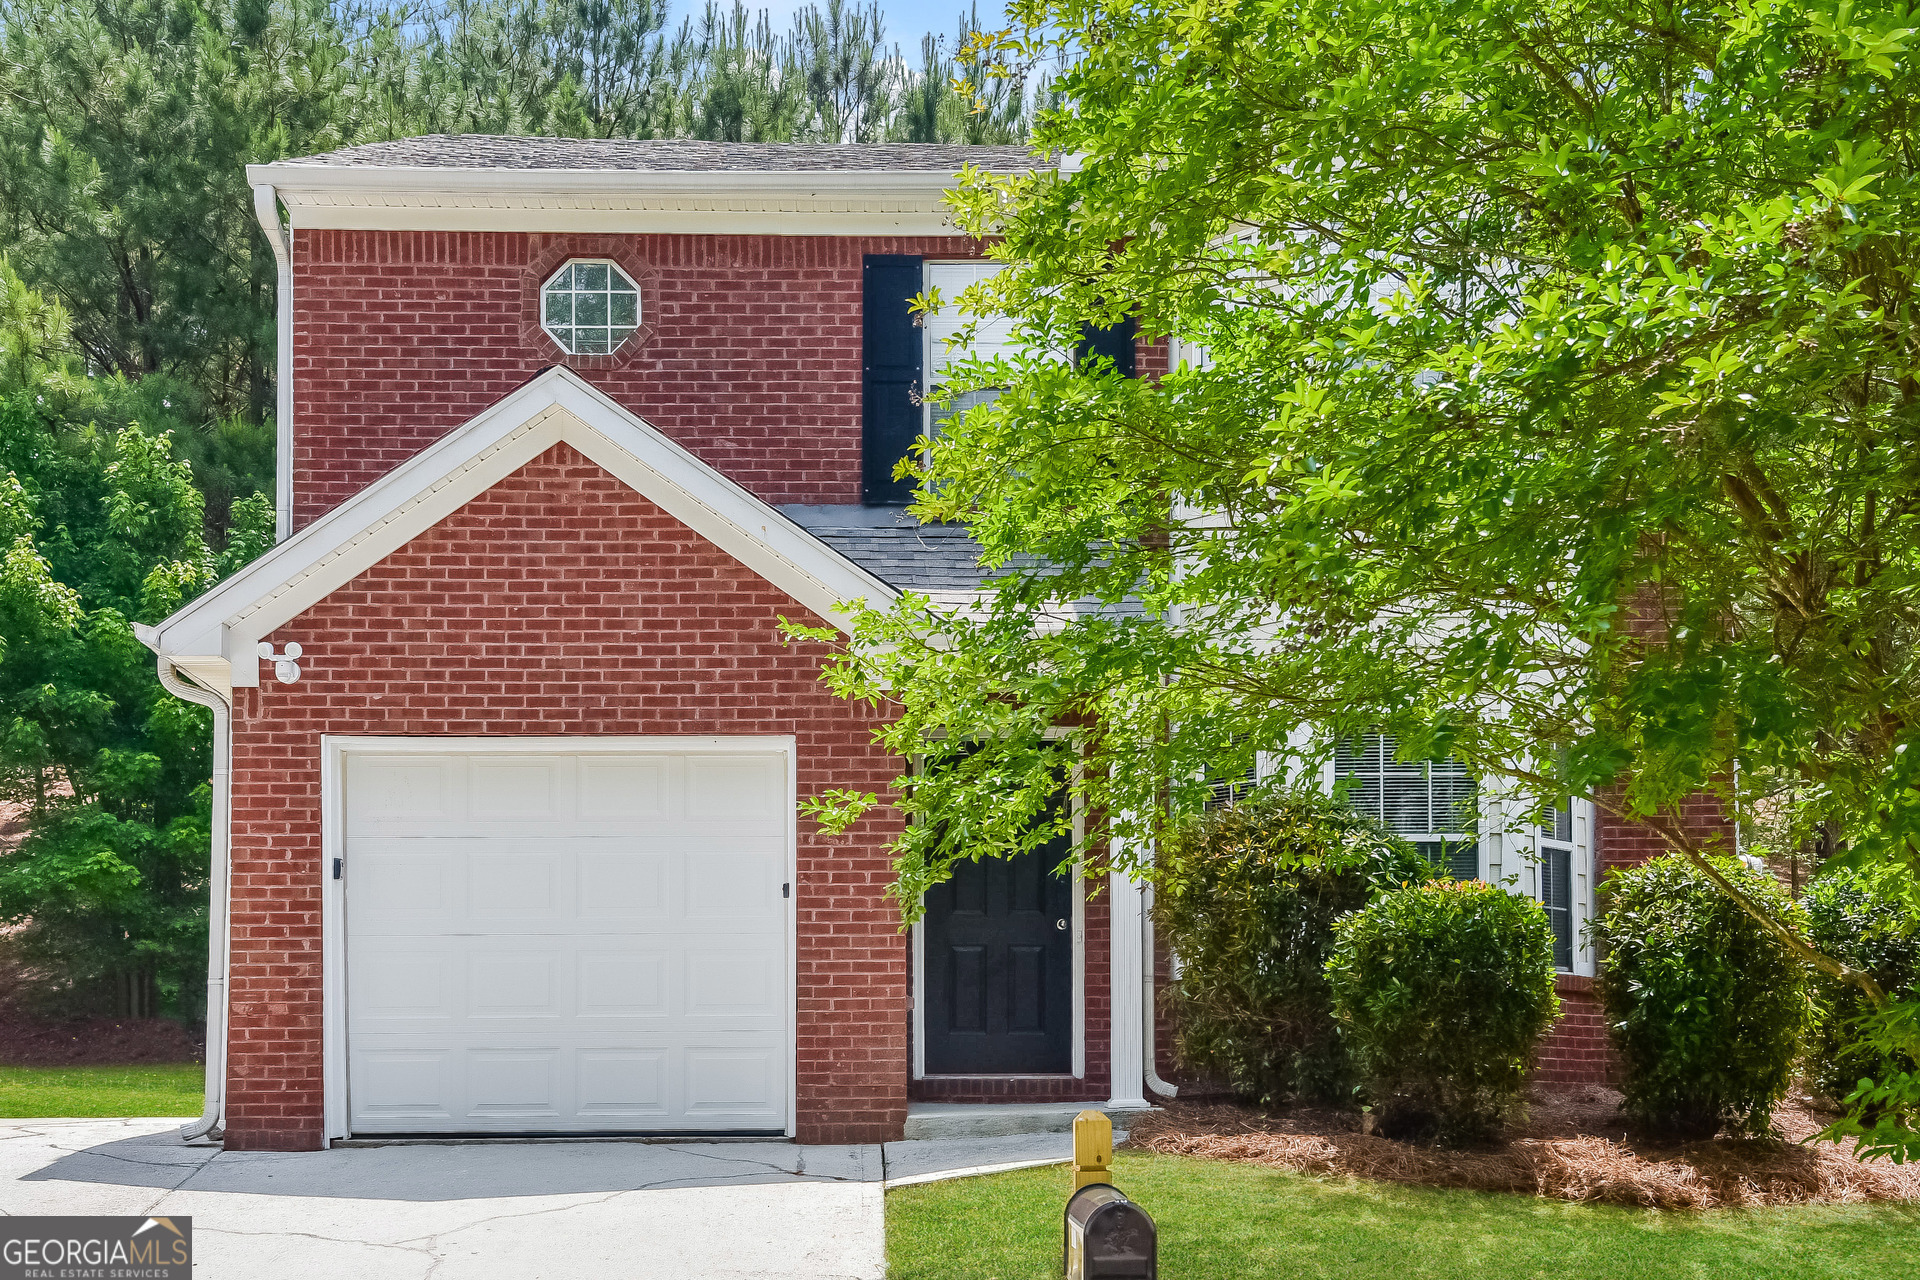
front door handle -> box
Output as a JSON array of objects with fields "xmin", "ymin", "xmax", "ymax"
[{"xmin": 1056, "ymin": 918, "xmax": 1068, "ymax": 931}]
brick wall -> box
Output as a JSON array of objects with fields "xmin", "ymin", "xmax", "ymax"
[
  {"xmin": 1595, "ymin": 789, "xmax": 1735, "ymax": 877},
  {"xmin": 291, "ymin": 231, "xmax": 986, "ymax": 529},
  {"xmin": 1535, "ymin": 975, "xmax": 1609, "ymax": 1084},
  {"xmin": 224, "ymin": 443, "xmax": 912, "ymax": 1149}
]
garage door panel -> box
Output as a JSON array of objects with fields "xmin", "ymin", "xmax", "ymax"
[
  {"xmin": 576, "ymin": 1050, "xmax": 670, "ymax": 1117},
  {"xmin": 355, "ymin": 1050, "xmax": 456, "ymax": 1123},
  {"xmin": 352, "ymin": 947, "xmax": 457, "ymax": 1023},
  {"xmin": 465, "ymin": 1049, "xmax": 563, "ymax": 1118},
  {"xmin": 467, "ymin": 950, "xmax": 564, "ymax": 1019},
  {"xmin": 353, "ymin": 851, "xmax": 455, "ymax": 925},
  {"xmin": 346, "ymin": 748, "xmax": 790, "ymax": 1134},
  {"xmin": 468, "ymin": 850, "xmax": 568, "ymax": 919},
  {"xmin": 687, "ymin": 852, "xmax": 785, "ymax": 920},
  {"xmin": 686, "ymin": 757, "xmax": 784, "ymax": 820},
  {"xmin": 684, "ymin": 1048, "xmax": 783, "ymax": 1119},
  {"xmin": 579, "ymin": 758, "xmax": 670, "ymax": 819},
  {"xmin": 469, "ymin": 758, "xmax": 564, "ymax": 821},
  {"xmin": 576, "ymin": 950, "xmax": 669, "ymax": 1018},
  {"xmin": 684, "ymin": 949, "xmax": 783, "ymax": 1020},
  {"xmin": 346, "ymin": 757, "xmax": 454, "ymax": 831},
  {"xmin": 576, "ymin": 851, "xmax": 669, "ymax": 917}
]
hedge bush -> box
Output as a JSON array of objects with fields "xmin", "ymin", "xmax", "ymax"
[
  {"xmin": 1325, "ymin": 879, "xmax": 1560, "ymax": 1145},
  {"xmin": 1155, "ymin": 789, "xmax": 1432, "ymax": 1106},
  {"xmin": 1804, "ymin": 866, "xmax": 1920, "ymax": 1104},
  {"xmin": 1595, "ymin": 854, "xmax": 1812, "ymax": 1138}
]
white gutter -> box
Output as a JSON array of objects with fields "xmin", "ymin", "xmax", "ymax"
[
  {"xmin": 153, "ymin": 658, "xmax": 231, "ymax": 1142},
  {"xmin": 1142, "ymin": 873, "xmax": 1178, "ymax": 1099},
  {"xmin": 251, "ymin": 184, "xmax": 293, "ymax": 542}
]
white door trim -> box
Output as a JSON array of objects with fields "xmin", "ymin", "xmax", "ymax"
[{"xmin": 320, "ymin": 734, "xmax": 799, "ymax": 1143}]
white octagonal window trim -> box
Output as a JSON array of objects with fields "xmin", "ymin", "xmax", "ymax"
[{"xmin": 542, "ymin": 259, "xmax": 641, "ymax": 355}]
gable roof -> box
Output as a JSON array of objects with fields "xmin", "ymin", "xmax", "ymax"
[
  {"xmin": 274, "ymin": 137, "xmax": 1046, "ymax": 173},
  {"xmin": 245, "ymin": 135, "xmax": 1056, "ymax": 235},
  {"xmin": 136, "ymin": 368, "xmax": 899, "ymax": 694}
]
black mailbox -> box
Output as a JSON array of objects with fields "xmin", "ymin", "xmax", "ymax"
[{"xmin": 1064, "ymin": 1183, "xmax": 1157, "ymax": 1279}]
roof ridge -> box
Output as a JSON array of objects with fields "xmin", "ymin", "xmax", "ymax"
[{"xmin": 272, "ymin": 134, "xmax": 1050, "ymax": 173}]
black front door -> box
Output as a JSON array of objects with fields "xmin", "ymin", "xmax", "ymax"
[{"xmin": 923, "ymin": 836, "xmax": 1074, "ymax": 1075}]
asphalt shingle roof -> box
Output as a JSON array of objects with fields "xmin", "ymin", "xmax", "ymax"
[
  {"xmin": 278, "ymin": 136, "xmax": 1047, "ymax": 173},
  {"xmin": 811, "ymin": 526, "xmax": 993, "ymax": 594},
  {"xmin": 783, "ymin": 506, "xmax": 1147, "ymax": 620},
  {"xmin": 783, "ymin": 507, "xmax": 994, "ymax": 595}
]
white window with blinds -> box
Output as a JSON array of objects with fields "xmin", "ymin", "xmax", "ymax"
[
  {"xmin": 922, "ymin": 261, "xmax": 1018, "ymax": 439},
  {"xmin": 1532, "ymin": 796, "xmax": 1591, "ymax": 974},
  {"xmin": 1325, "ymin": 734, "xmax": 1595, "ymax": 977},
  {"xmin": 1334, "ymin": 735, "xmax": 1479, "ymax": 880}
]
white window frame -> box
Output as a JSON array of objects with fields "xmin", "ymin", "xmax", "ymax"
[
  {"xmin": 1312, "ymin": 736, "xmax": 1595, "ymax": 977},
  {"xmin": 540, "ymin": 258, "xmax": 642, "ymax": 356},
  {"xmin": 921, "ymin": 260, "xmax": 1023, "ymax": 442}
]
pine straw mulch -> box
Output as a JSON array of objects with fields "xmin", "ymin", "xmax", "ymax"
[{"xmin": 1125, "ymin": 1088, "xmax": 1920, "ymax": 1209}]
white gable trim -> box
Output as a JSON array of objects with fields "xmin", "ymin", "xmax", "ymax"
[{"xmin": 137, "ymin": 368, "xmax": 897, "ymax": 690}]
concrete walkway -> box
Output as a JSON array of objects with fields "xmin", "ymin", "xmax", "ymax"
[{"xmin": 0, "ymin": 1118, "xmax": 1079, "ymax": 1280}]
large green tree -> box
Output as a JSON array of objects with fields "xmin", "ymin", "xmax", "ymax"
[
  {"xmin": 0, "ymin": 258, "xmax": 269, "ymax": 1017},
  {"xmin": 0, "ymin": 0, "xmax": 354, "ymax": 420},
  {"xmin": 795, "ymin": 0, "xmax": 1920, "ymax": 1155}
]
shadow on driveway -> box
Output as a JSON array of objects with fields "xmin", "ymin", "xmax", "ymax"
[{"xmin": 15, "ymin": 1123, "xmax": 880, "ymax": 1201}]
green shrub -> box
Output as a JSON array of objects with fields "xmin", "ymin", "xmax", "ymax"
[
  {"xmin": 1155, "ymin": 789, "xmax": 1432, "ymax": 1106},
  {"xmin": 1804, "ymin": 866, "xmax": 1920, "ymax": 1104},
  {"xmin": 1595, "ymin": 854, "xmax": 1812, "ymax": 1138},
  {"xmin": 1325, "ymin": 879, "xmax": 1559, "ymax": 1145}
]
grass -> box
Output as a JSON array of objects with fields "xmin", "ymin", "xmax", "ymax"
[
  {"xmin": 886, "ymin": 1152, "xmax": 1920, "ymax": 1280},
  {"xmin": 0, "ymin": 1063, "xmax": 204, "ymax": 1118}
]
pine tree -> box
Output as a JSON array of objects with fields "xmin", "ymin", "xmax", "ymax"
[
  {"xmin": 686, "ymin": 2, "xmax": 803, "ymax": 143},
  {"xmin": 791, "ymin": 0, "xmax": 898, "ymax": 144}
]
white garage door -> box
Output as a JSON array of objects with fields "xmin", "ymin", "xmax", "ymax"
[{"xmin": 344, "ymin": 747, "xmax": 791, "ymax": 1135}]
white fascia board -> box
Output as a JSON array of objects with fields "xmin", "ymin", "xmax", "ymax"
[
  {"xmin": 289, "ymin": 207, "xmax": 965, "ymax": 236},
  {"xmin": 242, "ymin": 164, "xmax": 982, "ymax": 236},
  {"xmin": 139, "ymin": 368, "xmax": 897, "ymax": 687}
]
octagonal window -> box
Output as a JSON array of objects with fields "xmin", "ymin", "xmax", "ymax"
[{"xmin": 542, "ymin": 260, "xmax": 640, "ymax": 355}]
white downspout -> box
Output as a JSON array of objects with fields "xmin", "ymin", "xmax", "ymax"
[
  {"xmin": 1107, "ymin": 861, "xmax": 1149, "ymax": 1110},
  {"xmin": 1142, "ymin": 873, "xmax": 1178, "ymax": 1099},
  {"xmin": 251, "ymin": 184, "xmax": 293, "ymax": 543},
  {"xmin": 1107, "ymin": 823, "xmax": 1152, "ymax": 1111},
  {"xmin": 154, "ymin": 659, "xmax": 231, "ymax": 1143}
]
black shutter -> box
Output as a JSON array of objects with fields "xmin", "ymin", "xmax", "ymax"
[
  {"xmin": 862, "ymin": 255, "xmax": 924, "ymax": 506},
  {"xmin": 1076, "ymin": 315, "xmax": 1137, "ymax": 377}
]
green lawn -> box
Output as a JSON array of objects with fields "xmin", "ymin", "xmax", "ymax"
[
  {"xmin": 887, "ymin": 1153, "xmax": 1920, "ymax": 1280},
  {"xmin": 0, "ymin": 1063, "xmax": 204, "ymax": 1118}
]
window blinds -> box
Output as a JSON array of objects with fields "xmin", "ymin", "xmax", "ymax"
[{"xmin": 1335, "ymin": 734, "xmax": 1479, "ymax": 879}]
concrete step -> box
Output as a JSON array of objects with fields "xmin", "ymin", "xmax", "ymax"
[{"xmin": 903, "ymin": 1101, "xmax": 1151, "ymax": 1142}]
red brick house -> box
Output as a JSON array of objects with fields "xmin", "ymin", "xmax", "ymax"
[
  {"xmin": 138, "ymin": 137, "xmax": 1648, "ymax": 1153},
  {"xmin": 134, "ymin": 138, "xmax": 1170, "ymax": 1151}
]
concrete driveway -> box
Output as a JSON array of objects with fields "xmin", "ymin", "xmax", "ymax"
[
  {"xmin": 0, "ymin": 1118, "xmax": 1072, "ymax": 1279},
  {"xmin": 2, "ymin": 1118, "xmax": 886, "ymax": 1279}
]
